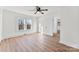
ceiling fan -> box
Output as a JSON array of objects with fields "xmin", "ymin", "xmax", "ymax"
[{"xmin": 29, "ymin": 6, "xmax": 48, "ymax": 14}]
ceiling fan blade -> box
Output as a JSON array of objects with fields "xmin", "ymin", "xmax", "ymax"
[
  {"xmin": 34, "ymin": 11, "xmax": 38, "ymax": 14},
  {"xmin": 41, "ymin": 9, "xmax": 48, "ymax": 11},
  {"xmin": 40, "ymin": 11, "xmax": 44, "ymax": 14}
]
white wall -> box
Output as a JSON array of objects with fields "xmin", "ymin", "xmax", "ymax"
[
  {"xmin": 0, "ymin": 9, "xmax": 1, "ymax": 40},
  {"xmin": 2, "ymin": 9, "xmax": 37, "ymax": 39},
  {"xmin": 53, "ymin": 17, "xmax": 58, "ymax": 33},
  {"xmin": 0, "ymin": 8, "xmax": 2, "ymax": 40},
  {"xmin": 60, "ymin": 7, "xmax": 79, "ymax": 48},
  {"xmin": 38, "ymin": 15, "xmax": 54, "ymax": 36}
]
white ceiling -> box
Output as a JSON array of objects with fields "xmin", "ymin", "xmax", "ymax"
[{"xmin": 0, "ymin": 6, "xmax": 61, "ymax": 17}]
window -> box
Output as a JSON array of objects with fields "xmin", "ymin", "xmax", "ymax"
[
  {"xmin": 26, "ymin": 19, "xmax": 32, "ymax": 29},
  {"xmin": 18, "ymin": 19, "xmax": 24, "ymax": 30},
  {"xmin": 18, "ymin": 18, "xmax": 32, "ymax": 31}
]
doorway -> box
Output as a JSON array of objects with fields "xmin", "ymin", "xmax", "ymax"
[
  {"xmin": 53, "ymin": 17, "xmax": 60, "ymax": 38},
  {"xmin": 39, "ymin": 23, "xmax": 43, "ymax": 34}
]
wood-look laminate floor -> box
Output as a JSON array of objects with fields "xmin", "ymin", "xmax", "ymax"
[{"xmin": 0, "ymin": 33, "xmax": 79, "ymax": 52}]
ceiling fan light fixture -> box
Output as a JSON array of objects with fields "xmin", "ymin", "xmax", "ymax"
[{"xmin": 29, "ymin": 6, "xmax": 48, "ymax": 14}]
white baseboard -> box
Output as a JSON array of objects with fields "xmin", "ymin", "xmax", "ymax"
[
  {"xmin": 2, "ymin": 33, "xmax": 24, "ymax": 40},
  {"xmin": 1, "ymin": 32, "xmax": 37, "ymax": 40},
  {"xmin": 60, "ymin": 40, "xmax": 79, "ymax": 49}
]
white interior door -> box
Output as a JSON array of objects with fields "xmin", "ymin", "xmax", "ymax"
[{"xmin": 39, "ymin": 23, "xmax": 43, "ymax": 34}]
